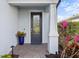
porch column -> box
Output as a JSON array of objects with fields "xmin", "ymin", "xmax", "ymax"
[{"xmin": 48, "ymin": 4, "xmax": 59, "ymax": 54}]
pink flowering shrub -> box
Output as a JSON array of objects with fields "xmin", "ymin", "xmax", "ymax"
[
  {"xmin": 74, "ymin": 35, "xmax": 79, "ymax": 48},
  {"xmin": 74, "ymin": 35, "xmax": 79, "ymax": 43},
  {"xmin": 65, "ymin": 35, "xmax": 71, "ymax": 44},
  {"xmin": 58, "ymin": 21, "xmax": 79, "ymax": 48},
  {"xmin": 60, "ymin": 20, "xmax": 68, "ymax": 30}
]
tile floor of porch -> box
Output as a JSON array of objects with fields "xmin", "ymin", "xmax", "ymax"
[{"xmin": 13, "ymin": 43, "xmax": 48, "ymax": 58}]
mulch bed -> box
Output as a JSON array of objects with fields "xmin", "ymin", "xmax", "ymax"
[
  {"xmin": 11, "ymin": 54, "xmax": 19, "ymax": 58},
  {"xmin": 45, "ymin": 45, "xmax": 79, "ymax": 58},
  {"xmin": 45, "ymin": 54, "xmax": 60, "ymax": 58}
]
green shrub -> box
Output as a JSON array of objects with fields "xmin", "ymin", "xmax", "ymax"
[{"xmin": 1, "ymin": 54, "xmax": 12, "ymax": 58}]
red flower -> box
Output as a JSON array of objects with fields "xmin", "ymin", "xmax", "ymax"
[
  {"xmin": 60, "ymin": 20, "xmax": 68, "ymax": 30},
  {"xmin": 74, "ymin": 35, "xmax": 79, "ymax": 48},
  {"xmin": 65, "ymin": 35, "xmax": 71, "ymax": 44},
  {"xmin": 74, "ymin": 35, "xmax": 79, "ymax": 44}
]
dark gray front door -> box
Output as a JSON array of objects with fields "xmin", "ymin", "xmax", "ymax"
[{"xmin": 31, "ymin": 12, "xmax": 42, "ymax": 44}]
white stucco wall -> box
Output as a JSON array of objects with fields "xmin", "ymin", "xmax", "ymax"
[
  {"xmin": 0, "ymin": 0, "xmax": 18, "ymax": 55},
  {"xmin": 18, "ymin": 7, "xmax": 49, "ymax": 43}
]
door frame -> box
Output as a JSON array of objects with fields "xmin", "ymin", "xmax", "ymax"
[{"xmin": 31, "ymin": 12, "xmax": 42, "ymax": 44}]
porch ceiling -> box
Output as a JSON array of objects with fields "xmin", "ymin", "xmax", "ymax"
[
  {"xmin": 9, "ymin": 3, "xmax": 49, "ymax": 7},
  {"xmin": 8, "ymin": 0, "xmax": 59, "ymax": 7}
]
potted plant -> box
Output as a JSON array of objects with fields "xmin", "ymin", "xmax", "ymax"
[{"xmin": 16, "ymin": 31, "xmax": 26, "ymax": 45}]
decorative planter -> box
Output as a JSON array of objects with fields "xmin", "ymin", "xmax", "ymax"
[{"xmin": 18, "ymin": 37, "xmax": 24, "ymax": 45}]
